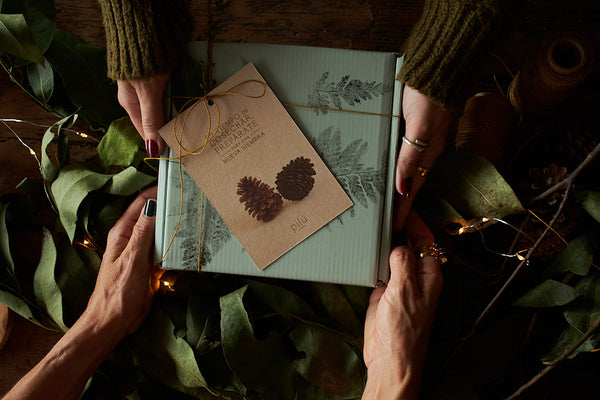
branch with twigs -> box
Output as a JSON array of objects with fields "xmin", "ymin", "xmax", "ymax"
[
  {"xmin": 504, "ymin": 315, "xmax": 600, "ymax": 400},
  {"xmin": 439, "ymin": 139, "xmax": 600, "ymax": 383}
]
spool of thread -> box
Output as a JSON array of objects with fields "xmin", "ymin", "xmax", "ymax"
[
  {"xmin": 508, "ymin": 32, "xmax": 594, "ymax": 114},
  {"xmin": 455, "ymin": 92, "xmax": 517, "ymax": 167}
]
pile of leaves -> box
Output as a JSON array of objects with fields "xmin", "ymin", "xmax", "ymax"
[{"xmin": 2, "ymin": 1, "xmax": 600, "ymax": 399}]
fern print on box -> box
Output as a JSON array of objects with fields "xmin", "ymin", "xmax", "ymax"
[{"xmin": 156, "ymin": 42, "xmax": 403, "ymax": 286}]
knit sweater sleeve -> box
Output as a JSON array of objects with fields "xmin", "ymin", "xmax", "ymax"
[
  {"xmin": 98, "ymin": 0, "xmax": 192, "ymax": 81},
  {"xmin": 397, "ymin": 0, "xmax": 508, "ymax": 110}
]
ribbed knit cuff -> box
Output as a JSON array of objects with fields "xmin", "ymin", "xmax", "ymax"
[
  {"xmin": 397, "ymin": 0, "xmax": 505, "ymax": 110},
  {"xmin": 98, "ymin": 0, "xmax": 192, "ymax": 81}
]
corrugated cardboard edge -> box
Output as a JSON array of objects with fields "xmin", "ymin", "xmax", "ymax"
[{"xmin": 376, "ymin": 55, "xmax": 404, "ymax": 285}]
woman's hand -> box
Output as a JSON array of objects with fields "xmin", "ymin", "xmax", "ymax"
[
  {"xmin": 84, "ymin": 186, "xmax": 162, "ymax": 339},
  {"xmin": 363, "ymin": 210, "xmax": 443, "ymax": 400},
  {"xmin": 4, "ymin": 188, "xmax": 162, "ymax": 400},
  {"xmin": 117, "ymin": 74, "xmax": 170, "ymax": 158},
  {"xmin": 395, "ymin": 85, "xmax": 454, "ymax": 228}
]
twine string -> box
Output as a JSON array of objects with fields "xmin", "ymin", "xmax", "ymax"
[{"xmin": 149, "ymin": 80, "xmax": 401, "ymax": 270}]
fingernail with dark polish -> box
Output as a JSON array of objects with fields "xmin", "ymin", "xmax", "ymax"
[
  {"xmin": 399, "ymin": 178, "xmax": 412, "ymax": 197},
  {"xmin": 146, "ymin": 139, "xmax": 159, "ymax": 158},
  {"xmin": 391, "ymin": 231, "xmax": 407, "ymax": 247},
  {"xmin": 144, "ymin": 199, "xmax": 157, "ymax": 217}
]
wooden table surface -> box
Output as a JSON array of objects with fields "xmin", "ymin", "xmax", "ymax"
[{"xmin": 1, "ymin": 0, "xmax": 599, "ymax": 396}]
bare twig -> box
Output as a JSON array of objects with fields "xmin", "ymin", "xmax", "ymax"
[
  {"xmin": 467, "ymin": 184, "xmax": 573, "ymax": 336},
  {"xmin": 529, "ymin": 140, "xmax": 600, "ymax": 204},
  {"xmin": 504, "ymin": 315, "xmax": 600, "ymax": 400}
]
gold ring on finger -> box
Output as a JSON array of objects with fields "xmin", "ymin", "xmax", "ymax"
[{"xmin": 415, "ymin": 242, "xmax": 448, "ymax": 264}]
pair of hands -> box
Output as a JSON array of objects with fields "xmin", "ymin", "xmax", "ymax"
[{"xmin": 117, "ymin": 79, "xmax": 452, "ymax": 400}]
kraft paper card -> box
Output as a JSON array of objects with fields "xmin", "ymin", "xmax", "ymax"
[{"xmin": 158, "ymin": 63, "xmax": 353, "ymax": 269}]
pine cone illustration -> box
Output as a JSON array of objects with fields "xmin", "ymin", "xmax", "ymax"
[
  {"xmin": 275, "ymin": 157, "xmax": 316, "ymax": 200},
  {"xmin": 237, "ymin": 176, "xmax": 283, "ymax": 222}
]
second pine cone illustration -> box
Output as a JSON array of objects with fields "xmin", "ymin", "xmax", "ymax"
[
  {"xmin": 275, "ymin": 157, "xmax": 316, "ymax": 200},
  {"xmin": 237, "ymin": 176, "xmax": 283, "ymax": 222}
]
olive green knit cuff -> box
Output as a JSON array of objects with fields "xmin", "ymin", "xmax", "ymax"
[
  {"xmin": 98, "ymin": 0, "xmax": 192, "ymax": 81},
  {"xmin": 397, "ymin": 0, "xmax": 505, "ymax": 110}
]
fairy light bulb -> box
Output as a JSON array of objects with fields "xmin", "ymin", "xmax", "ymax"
[{"xmin": 29, "ymin": 148, "xmax": 36, "ymax": 156}]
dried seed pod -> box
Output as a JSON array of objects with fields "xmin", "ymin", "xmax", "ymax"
[
  {"xmin": 275, "ymin": 157, "xmax": 316, "ymax": 200},
  {"xmin": 237, "ymin": 176, "xmax": 283, "ymax": 222}
]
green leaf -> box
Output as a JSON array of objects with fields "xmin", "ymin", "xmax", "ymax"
[
  {"xmin": 27, "ymin": 57, "xmax": 53, "ymax": 103},
  {"xmin": 33, "ymin": 227, "xmax": 68, "ymax": 331},
  {"xmin": 155, "ymin": 306, "xmax": 208, "ymax": 388},
  {"xmin": 415, "ymin": 194, "xmax": 469, "ymax": 232},
  {"xmin": 563, "ymin": 273, "xmax": 600, "ymax": 334},
  {"xmin": 132, "ymin": 305, "xmax": 209, "ymax": 392},
  {"xmin": 544, "ymin": 229, "xmax": 600, "ymax": 277},
  {"xmin": 311, "ymin": 283, "xmax": 362, "ymax": 337},
  {"xmin": 0, "ymin": 203, "xmax": 15, "ymax": 275},
  {"xmin": 0, "ymin": 13, "xmax": 44, "ymax": 64},
  {"xmin": 23, "ymin": 0, "xmax": 56, "ymax": 54},
  {"xmin": 50, "ymin": 165, "xmax": 112, "ymax": 242},
  {"xmin": 0, "ymin": 289, "xmax": 44, "ymax": 328},
  {"xmin": 40, "ymin": 114, "xmax": 77, "ymax": 184},
  {"xmin": 542, "ymin": 324, "xmax": 600, "ymax": 363},
  {"xmin": 105, "ymin": 167, "xmax": 156, "ymax": 196},
  {"xmin": 94, "ymin": 196, "xmax": 130, "ymax": 239},
  {"xmin": 428, "ymin": 150, "xmax": 525, "ymax": 219},
  {"xmin": 513, "ymin": 279, "xmax": 579, "ymax": 308},
  {"xmin": 220, "ymin": 286, "xmax": 299, "ymax": 399},
  {"xmin": 247, "ymin": 279, "xmax": 315, "ymax": 318},
  {"xmin": 186, "ymin": 293, "xmax": 220, "ymax": 356},
  {"xmin": 97, "ymin": 117, "xmax": 143, "ymax": 169},
  {"xmin": 577, "ymin": 190, "xmax": 600, "ymax": 224},
  {"xmin": 45, "ymin": 29, "xmax": 124, "ymax": 129},
  {"xmin": 290, "ymin": 323, "xmax": 365, "ymax": 398}
]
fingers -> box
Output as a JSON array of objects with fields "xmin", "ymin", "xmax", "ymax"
[
  {"xmin": 105, "ymin": 187, "xmax": 158, "ymax": 261},
  {"xmin": 117, "ymin": 75, "xmax": 169, "ymax": 158},
  {"xmin": 405, "ymin": 210, "xmax": 443, "ymax": 304},
  {"xmin": 387, "ymin": 246, "xmax": 418, "ymax": 296},
  {"xmin": 136, "ymin": 75, "xmax": 168, "ymax": 158}
]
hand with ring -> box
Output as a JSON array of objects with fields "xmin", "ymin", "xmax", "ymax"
[
  {"xmin": 363, "ymin": 210, "xmax": 444, "ymax": 399},
  {"xmin": 395, "ymin": 85, "xmax": 455, "ymax": 229}
]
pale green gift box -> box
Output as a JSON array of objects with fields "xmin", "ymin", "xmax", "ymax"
[{"xmin": 155, "ymin": 42, "xmax": 403, "ymax": 286}]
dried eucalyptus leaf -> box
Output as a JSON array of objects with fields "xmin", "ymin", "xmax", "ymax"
[
  {"xmin": 247, "ymin": 279, "xmax": 315, "ymax": 318},
  {"xmin": 45, "ymin": 29, "xmax": 123, "ymax": 129},
  {"xmin": 23, "ymin": 0, "xmax": 55, "ymax": 54},
  {"xmin": 541, "ymin": 324, "xmax": 600, "ymax": 363},
  {"xmin": 95, "ymin": 196, "xmax": 130, "ymax": 239},
  {"xmin": 563, "ymin": 273, "xmax": 600, "ymax": 334},
  {"xmin": 0, "ymin": 204, "xmax": 15, "ymax": 275},
  {"xmin": 98, "ymin": 117, "xmax": 143, "ymax": 169},
  {"xmin": 27, "ymin": 58, "xmax": 53, "ymax": 103},
  {"xmin": 429, "ymin": 150, "xmax": 525, "ymax": 219},
  {"xmin": 577, "ymin": 190, "xmax": 600, "ymax": 224},
  {"xmin": 40, "ymin": 114, "xmax": 77, "ymax": 184},
  {"xmin": 51, "ymin": 165, "xmax": 112, "ymax": 242},
  {"xmin": 220, "ymin": 286, "xmax": 299, "ymax": 399},
  {"xmin": 544, "ymin": 229, "xmax": 600, "ymax": 277},
  {"xmin": 0, "ymin": 13, "xmax": 44, "ymax": 64},
  {"xmin": 105, "ymin": 167, "xmax": 156, "ymax": 196},
  {"xmin": 290, "ymin": 323, "xmax": 364, "ymax": 399},
  {"xmin": 33, "ymin": 227, "xmax": 68, "ymax": 331},
  {"xmin": 415, "ymin": 194, "xmax": 468, "ymax": 232},
  {"xmin": 186, "ymin": 293, "xmax": 219, "ymax": 355},
  {"xmin": 0, "ymin": 289, "xmax": 44, "ymax": 328},
  {"xmin": 311, "ymin": 283, "xmax": 362, "ymax": 337},
  {"xmin": 513, "ymin": 279, "xmax": 579, "ymax": 308}
]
